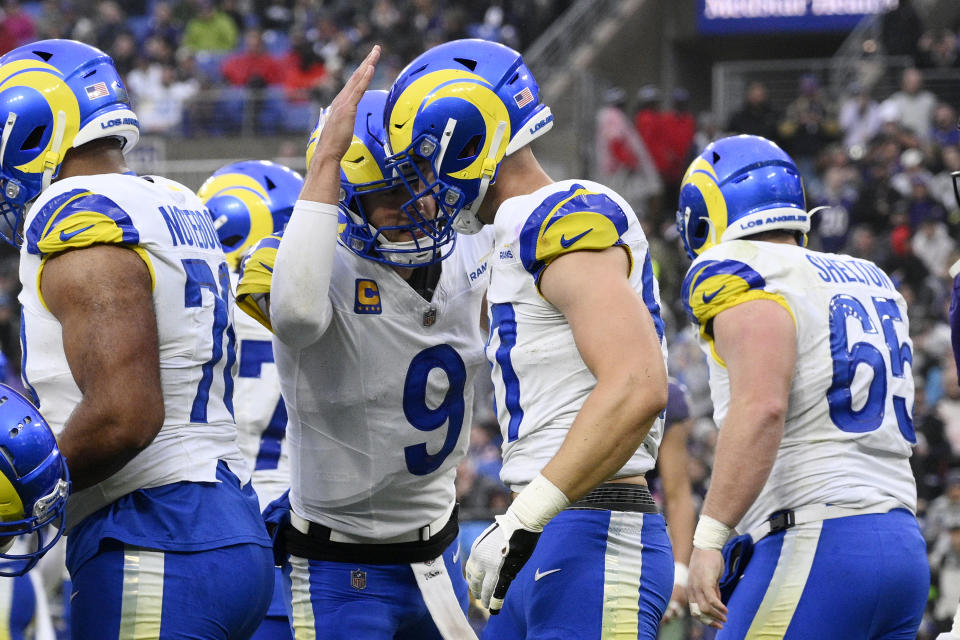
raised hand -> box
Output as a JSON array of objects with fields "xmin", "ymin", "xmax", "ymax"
[{"xmin": 301, "ymin": 45, "xmax": 380, "ymax": 204}]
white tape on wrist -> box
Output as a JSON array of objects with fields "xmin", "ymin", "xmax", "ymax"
[
  {"xmin": 693, "ymin": 514, "xmax": 732, "ymax": 551},
  {"xmin": 673, "ymin": 562, "xmax": 689, "ymax": 587},
  {"xmin": 510, "ymin": 474, "xmax": 571, "ymax": 532}
]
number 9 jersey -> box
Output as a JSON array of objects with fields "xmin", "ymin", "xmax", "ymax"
[
  {"xmin": 682, "ymin": 240, "xmax": 917, "ymax": 533},
  {"xmin": 238, "ymin": 227, "xmax": 495, "ymax": 539},
  {"xmin": 18, "ymin": 173, "xmax": 247, "ymax": 527}
]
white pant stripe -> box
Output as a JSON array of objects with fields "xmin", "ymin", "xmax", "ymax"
[
  {"xmin": 601, "ymin": 511, "xmax": 645, "ymax": 639},
  {"xmin": 411, "ymin": 555, "xmax": 477, "ymax": 640},
  {"xmin": 288, "ymin": 555, "xmax": 317, "ymax": 640},
  {"xmin": 119, "ymin": 547, "xmax": 164, "ymax": 640},
  {"xmin": 746, "ymin": 521, "xmax": 822, "ymax": 638},
  {"xmin": 0, "ymin": 570, "xmax": 12, "ymax": 640}
]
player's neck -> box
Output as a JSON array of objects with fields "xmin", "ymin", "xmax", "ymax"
[
  {"xmin": 57, "ymin": 140, "xmax": 130, "ymax": 181},
  {"xmin": 480, "ymin": 147, "xmax": 552, "ymax": 224},
  {"xmin": 746, "ymin": 230, "xmax": 800, "ymax": 246}
]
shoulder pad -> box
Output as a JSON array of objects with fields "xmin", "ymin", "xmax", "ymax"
[
  {"xmin": 236, "ymin": 233, "xmax": 281, "ymax": 331},
  {"xmin": 25, "ymin": 189, "xmax": 139, "ymax": 256},
  {"xmin": 682, "ymin": 253, "xmax": 794, "ymax": 365},
  {"xmin": 518, "ymin": 184, "xmax": 630, "ymax": 283}
]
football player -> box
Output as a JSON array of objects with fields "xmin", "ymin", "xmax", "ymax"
[
  {"xmin": 5, "ymin": 40, "xmax": 274, "ymax": 637},
  {"xmin": 385, "ymin": 39, "xmax": 672, "ymax": 638},
  {"xmin": 235, "ymin": 47, "xmax": 488, "ymax": 639},
  {"xmin": 678, "ymin": 135, "xmax": 928, "ymax": 636},
  {"xmin": 199, "ymin": 160, "xmax": 303, "ymax": 640}
]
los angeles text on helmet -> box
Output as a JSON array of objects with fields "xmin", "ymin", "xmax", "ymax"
[
  {"xmin": 704, "ymin": 0, "xmax": 898, "ymax": 19},
  {"xmin": 528, "ymin": 114, "xmax": 553, "ymax": 136},
  {"xmin": 738, "ymin": 213, "xmax": 805, "ymax": 230},
  {"xmin": 100, "ymin": 117, "xmax": 139, "ymax": 130}
]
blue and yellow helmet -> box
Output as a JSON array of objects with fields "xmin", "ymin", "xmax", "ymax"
[
  {"xmin": 384, "ymin": 39, "xmax": 553, "ymax": 234},
  {"xmin": 0, "ymin": 39, "xmax": 140, "ymax": 246},
  {"xmin": 308, "ymin": 89, "xmax": 455, "ymax": 266},
  {"xmin": 0, "ymin": 384, "xmax": 70, "ymax": 577},
  {"xmin": 676, "ymin": 135, "xmax": 808, "ymax": 259},
  {"xmin": 198, "ymin": 160, "xmax": 303, "ymax": 269}
]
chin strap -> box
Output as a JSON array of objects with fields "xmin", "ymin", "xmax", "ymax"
[
  {"xmin": 455, "ymin": 120, "xmax": 507, "ymax": 234},
  {"xmin": 40, "ymin": 110, "xmax": 66, "ymax": 191},
  {"xmin": 0, "ymin": 112, "xmax": 17, "ymax": 171}
]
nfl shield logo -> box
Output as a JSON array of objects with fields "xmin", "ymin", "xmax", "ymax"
[
  {"xmin": 350, "ymin": 569, "xmax": 366, "ymax": 590},
  {"xmin": 422, "ymin": 306, "xmax": 437, "ymax": 327}
]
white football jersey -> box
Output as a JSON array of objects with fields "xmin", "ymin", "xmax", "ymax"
[
  {"xmin": 485, "ymin": 179, "xmax": 668, "ymax": 492},
  {"xmin": 230, "ymin": 267, "xmax": 288, "ymax": 511},
  {"xmin": 19, "ymin": 173, "xmax": 248, "ymax": 527},
  {"xmin": 682, "ymin": 240, "xmax": 917, "ymax": 533},
  {"xmin": 237, "ymin": 229, "xmax": 494, "ymax": 538}
]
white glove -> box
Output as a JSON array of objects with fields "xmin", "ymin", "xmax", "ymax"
[
  {"xmin": 464, "ymin": 473, "xmax": 569, "ymax": 614},
  {"xmin": 936, "ymin": 634, "xmax": 960, "ymax": 640},
  {"xmin": 465, "ymin": 508, "xmax": 540, "ymax": 614}
]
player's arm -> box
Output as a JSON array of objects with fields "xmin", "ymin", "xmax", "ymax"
[
  {"xmin": 660, "ymin": 420, "xmax": 695, "ymax": 564},
  {"xmin": 659, "ymin": 416, "xmax": 695, "ymax": 621},
  {"xmin": 269, "ymin": 45, "xmax": 379, "ymax": 348},
  {"xmin": 687, "ymin": 298, "xmax": 796, "ymax": 627},
  {"xmin": 538, "ymin": 245, "xmax": 668, "ymax": 499},
  {"xmin": 41, "ymin": 244, "xmax": 165, "ymax": 491}
]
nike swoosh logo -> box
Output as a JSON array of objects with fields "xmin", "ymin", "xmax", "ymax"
[
  {"xmin": 702, "ymin": 285, "xmax": 725, "ymax": 304},
  {"xmin": 452, "ymin": 546, "xmax": 460, "ymax": 564},
  {"xmin": 534, "ymin": 567, "xmax": 561, "ymax": 581},
  {"xmin": 259, "ymin": 262, "xmax": 274, "ymax": 273},
  {"xmin": 559, "ymin": 228, "xmax": 593, "ymax": 249},
  {"xmin": 70, "ymin": 591, "xmax": 79, "ymax": 602},
  {"xmin": 59, "ymin": 224, "xmax": 94, "ymax": 242}
]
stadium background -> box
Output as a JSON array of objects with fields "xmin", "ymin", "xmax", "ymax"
[{"xmin": 0, "ymin": 0, "xmax": 958, "ymax": 637}]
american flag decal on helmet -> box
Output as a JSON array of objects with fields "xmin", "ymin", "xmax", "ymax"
[
  {"xmin": 85, "ymin": 82, "xmax": 109, "ymax": 100},
  {"xmin": 514, "ymin": 87, "xmax": 533, "ymax": 108}
]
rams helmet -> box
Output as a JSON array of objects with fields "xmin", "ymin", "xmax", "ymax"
[
  {"xmin": 0, "ymin": 383, "xmax": 70, "ymax": 577},
  {"xmin": 677, "ymin": 135, "xmax": 808, "ymax": 259},
  {"xmin": 384, "ymin": 39, "xmax": 553, "ymax": 234},
  {"xmin": 308, "ymin": 90, "xmax": 456, "ymax": 266},
  {"xmin": 198, "ymin": 160, "xmax": 303, "ymax": 269},
  {"xmin": 0, "ymin": 39, "xmax": 140, "ymax": 246}
]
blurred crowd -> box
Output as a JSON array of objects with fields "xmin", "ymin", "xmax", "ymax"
[
  {"xmin": 0, "ymin": 0, "xmax": 955, "ymax": 635},
  {"xmin": 0, "ymin": 0, "xmax": 570, "ymax": 135}
]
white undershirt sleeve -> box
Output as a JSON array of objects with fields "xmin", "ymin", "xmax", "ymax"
[{"xmin": 270, "ymin": 199, "xmax": 339, "ymax": 349}]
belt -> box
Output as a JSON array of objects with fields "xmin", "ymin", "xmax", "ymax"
[
  {"xmin": 567, "ymin": 482, "xmax": 658, "ymax": 514},
  {"xmin": 284, "ymin": 503, "xmax": 460, "ymax": 565},
  {"xmin": 290, "ymin": 500, "xmax": 456, "ymax": 544},
  {"xmin": 744, "ymin": 500, "xmax": 902, "ymax": 543}
]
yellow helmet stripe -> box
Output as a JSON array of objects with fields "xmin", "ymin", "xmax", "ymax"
[
  {"xmin": 341, "ymin": 135, "xmax": 386, "ymax": 185},
  {"xmin": 388, "ymin": 69, "xmax": 512, "ymax": 177},
  {"xmin": 0, "ymin": 63, "xmax": 81, "ymax": 174},
  {"xmin": 196, "ymin": 173, "xmax": 269, "ymax": 202},
  {"xmin": 681, "ymin": 158, "xmax": 728, "ymax": 247},
  {"xmin": 0, "ymin": 471, "xmax": 24, "ymax": 521}
]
